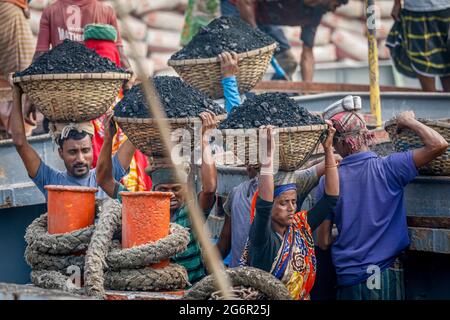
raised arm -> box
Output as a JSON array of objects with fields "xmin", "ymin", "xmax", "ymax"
[
  {"xmin": 11, "ymin": 84, "xmax": 41, "ymax": 178},
  {"xmin": 219, "ymin": 52, "xmax": 241, "ymax": 113},
  {"xmin": 323, "ymin": 120, "xmax": 339, "ymax": 197},
  {"xmin": 259, "ymin": 126, "xmax": 275, "ymax": 202},
  {"xmin": 115, "ymin": 134, "xmax": 136, "ymax": 173},
  {"xmin": 307, "ymin": 121, "xmax": 339, "ymax": 231},
  {"xmin": 236, "ymin": 0, "xmax": 257, "ymax": 27},
  {"xmin": 96, "ymin": 112, "xmax": 117, "ymax": 198},
  {"xmin": 198, "ymin": 112, "xmax": 218, "ymax": 211},
  {"xmin": 396, "ymin": 111, "xmax": 448, "ymax": 168},
  {"xmin": 248, "ymin": 126, "xmax": 276, "ymax": 247}
]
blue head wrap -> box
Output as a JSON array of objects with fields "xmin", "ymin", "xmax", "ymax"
[{"xmin": 273, "ymin": 184, "xmax": 297, "ymax": 198}]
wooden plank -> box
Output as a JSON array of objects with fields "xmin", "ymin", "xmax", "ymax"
[
  {"xmin": 253, "ymin": 81, "xmax": 421, "ymax": 94},
  {"xmin": 408, "ymin": 216, "xmax": 450, "ymax": 229},
  {"xmin": 0, "ymin": 283, "xmax": 90, "ymax": 300},
  {"xmin": 408, "ymin": 227, "xmax": 450, "ymax": 254},
  {"xmin": 105, "ymin": 290, "xmax": 184, "ymax": 300}
]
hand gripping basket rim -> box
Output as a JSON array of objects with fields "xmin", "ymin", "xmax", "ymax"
[
  {"xmin": 385, "ymin": 117, "xmax": 450, "ymax": 175},
  {"xmin": 385, "ymin": 118, "xmax": 450, "ymax": 130},
  {"xmin": 221, "ymin": 123, "xmax": 327, "ymax": 171}
]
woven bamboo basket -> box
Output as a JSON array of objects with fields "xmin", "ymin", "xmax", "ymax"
[
  {"xmin": 222, "ymin": 124, "xmax": 327, "ymax": 171},
  {"xmin": 13, "ymin": 72, "xmax": 130, "ymax": 122},
  {"xmin": 168, "ymin": 43, "xmax": 277, "ymax": 99},
  {"xmin": 115, "ymin": 114, "xmax": 228, "ymax": 157},
  {"xmin": 385, "ymin": 118, "xmax": 450, "ymax": 175}
]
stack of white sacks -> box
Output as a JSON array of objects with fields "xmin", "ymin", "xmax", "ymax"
[
  {"xmin": 28, "ymin": 0, "xmax": 394, "ymax": 76},
  {"xmin": 283, "ymin": 0, "xmax": 394, "ymax": 63},
  {"xmin": 28, "ymin": 0, "xmax": 187, "ymax": 76}
]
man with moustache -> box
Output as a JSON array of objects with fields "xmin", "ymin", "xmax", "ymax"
[{"xmin": 9, "ymin": 83, "xmax": 135, "ymax": 200}]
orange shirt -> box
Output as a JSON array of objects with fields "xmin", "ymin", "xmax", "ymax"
[
  {"xmin": 0, "ymin": 0, "xmax": 28, "ymax": 9},
  {"xmin": 35, "ymin": 0, "xmax": 123, "ymax": 52}
]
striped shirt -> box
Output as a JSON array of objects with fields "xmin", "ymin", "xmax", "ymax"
[{"xmin": 170, "ymin": 205, "xmax": 209, "ymax": 284}]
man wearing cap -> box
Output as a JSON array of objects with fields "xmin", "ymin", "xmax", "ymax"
[
  {"xmin": 96, "ymin": 111, "xmax": 220, "ymax": 284},
  {"xmin": 10, "ymin": 84, "xmax": 136, "ymax": 200},
  {"xmin": 316, "ymin": 96, "xmax": 448, "ymax": 300}
]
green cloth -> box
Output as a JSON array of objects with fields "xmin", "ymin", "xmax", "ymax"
[
  {"xmin": 170, "ymin": 205, "xmax": 210, "ymax": 284},
  {"xmin": 180, "ymin": 0, "xmax": 220, "ymax": 46},
  {"xmin": 114, "ymin": 182, "xmax": 209, "ymax": 285},
  {"xmin": 84, "ymin": 24, "xmax": 117, "ymax": 42}
]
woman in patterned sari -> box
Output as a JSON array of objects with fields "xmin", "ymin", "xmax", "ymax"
[{"xmin": 241, "ymin": 123, "xmax": 339, "ymax": 300}]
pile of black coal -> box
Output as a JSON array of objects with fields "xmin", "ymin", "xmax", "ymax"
[
  {"xmin": 114, "ymin": 76, "xmax": 226, "ymax": 118},
  {"xmin": 171, "ymin": 16, "xmax": 276, "ymax": 60},
  {"xmin": 15, "ymin": 39, "xmax": 126, "ymax": 76},
  {"xmin": 219, "ymin": 93, "xmax": 324, "ymax": 129}
]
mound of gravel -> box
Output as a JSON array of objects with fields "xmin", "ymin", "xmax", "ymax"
[
  {"xmin": 219, "ymin": 93, "xmax": 324, "ymax": 129},
  {"xmin": 15, "ymin": 39, "xmax": 126, "ymax": 76},
  {"xmin": 171, "ymin": 16, "xmax": 276, "ymax": 60},
  {"xmin": 114, "ymin": 76, "xmax": 226, "ymax": 118}
]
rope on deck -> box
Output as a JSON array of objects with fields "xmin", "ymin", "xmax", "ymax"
[
  {"xmin": 24, "ymin": 199, "xmax": 190, "ymax": 298},
  {"xmin": 185, "ymin": 267, "xmax": 292, "ymax": 300}
]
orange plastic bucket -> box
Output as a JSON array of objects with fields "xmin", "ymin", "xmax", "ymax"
[
  {"xmin": 45, "ymin": 185, "xmax": 97, "ymax": 234},
  {"xmin": 120, "ymin": 191, "xmax": 171, "ymax": 268}
]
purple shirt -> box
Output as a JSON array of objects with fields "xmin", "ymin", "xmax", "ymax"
[{"xmin": 317, "ymin": 151, "xmax": 418, "ymax": 287}]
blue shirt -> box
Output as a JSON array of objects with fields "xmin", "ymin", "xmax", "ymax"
[
  {"xmin": 221, "ymin": 76, "xmax": 241, "ymax": 113},
  {"xmin": 316, "ymin": 151, "xmax": 418, "ymax": 287},
  {"xmin": 32, "ymin": 154, "xmax": 127, "ymax": 200}
]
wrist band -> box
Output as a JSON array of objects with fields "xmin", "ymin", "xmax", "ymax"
[{"xmin": 260, "ymin": 166, "xmax": 274, "ymax": 175}]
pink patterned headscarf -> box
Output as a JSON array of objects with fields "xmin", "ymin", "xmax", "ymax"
[{"xmin": 330, "ymin": 111, "xmax": 375, "ymax": 153}]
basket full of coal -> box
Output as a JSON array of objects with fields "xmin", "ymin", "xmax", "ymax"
[
  {"xmin": 168, "ymin": 16, "xmax": 277, "ymax": 99},
  {"xmin": 114, "ymin": 76, "xmax": 227, "ymax": 157},
  {"xmin": 385, "ymin": 118, "xmax": 450, "ymax": 176},
  {"xmin": 219, "ymin": 93, "xmax": 327, "ymax": 171},
  {"xmin": 13, "ymin": 39, "xmax": 130, "ymax": 122}
]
